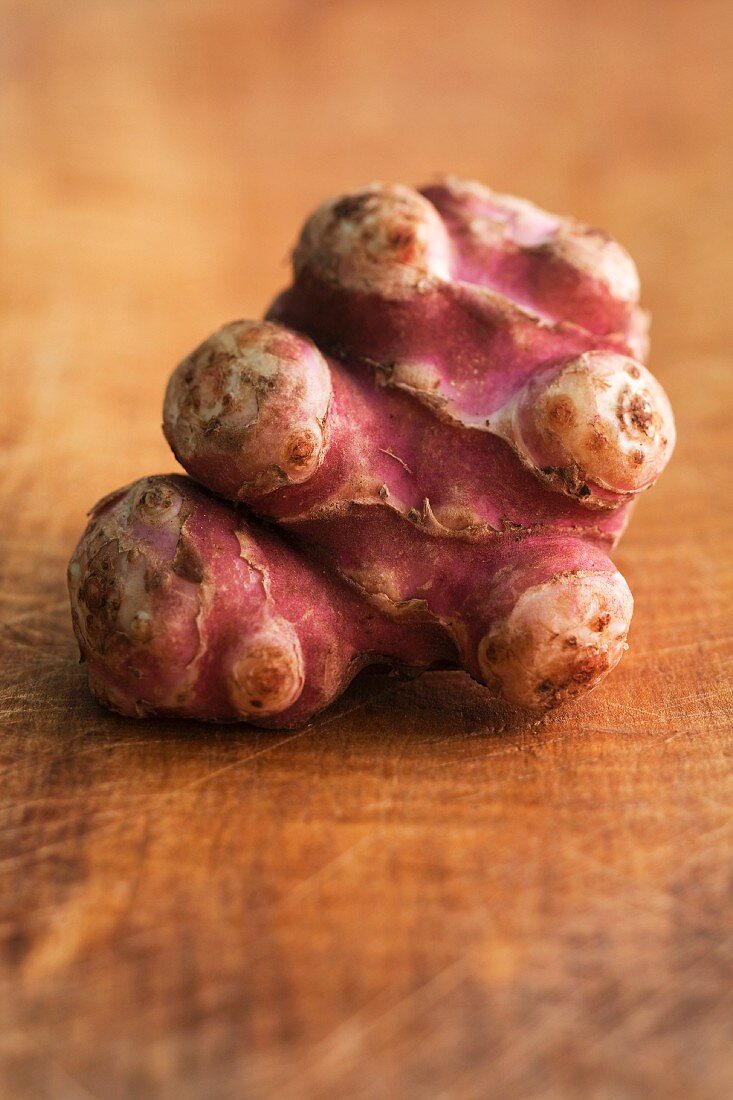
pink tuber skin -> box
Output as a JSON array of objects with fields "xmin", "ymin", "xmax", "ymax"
[{"xmin": 71, "ymin": 178, "xmax": 675, "ymax": 725}]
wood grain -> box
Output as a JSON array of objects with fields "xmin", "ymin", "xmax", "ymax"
[{"xmin": 1, "ymin": 1, "xmax": 732, "ymax": 1097}]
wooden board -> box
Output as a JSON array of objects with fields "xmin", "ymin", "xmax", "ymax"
[{"xmin": 1, "ymin": 1, "xmax": 732, "ymax": 1096}]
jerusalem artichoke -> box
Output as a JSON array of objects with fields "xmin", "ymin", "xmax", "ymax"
[
  {"xmin": 70, "ymin": 178, "xmax": 675, "ymax": 725},
  {"xmin": 68, "ymin": 475, "xmax": 454, "ymax": 726}
]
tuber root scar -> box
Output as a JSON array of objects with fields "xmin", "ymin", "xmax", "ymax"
[{"xmin": 227, "ymin": 634, "xmax": 304, "ymax": 716}]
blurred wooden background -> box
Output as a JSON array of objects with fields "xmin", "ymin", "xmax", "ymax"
[{"xmin": 1, "ymin": 1, "xmax": 732, "ymax": 1097}]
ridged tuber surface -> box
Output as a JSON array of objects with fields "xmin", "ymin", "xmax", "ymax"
[{"xmin": 70, "ymin": 177, "xmax": 675, "ymax": 726}]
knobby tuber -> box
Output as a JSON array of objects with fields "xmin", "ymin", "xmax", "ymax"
[
  {"xmin": 67, "ymin": 476, "xmax": 452, "ymax": 726},
  {"xmin": 69, "ymin": 177, "xmax": 675, "ymax": 726}
]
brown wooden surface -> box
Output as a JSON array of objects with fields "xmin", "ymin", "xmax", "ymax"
[{"xmin": 1, "ymin": 2, "xmax": 732, "ymax": 1097}]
